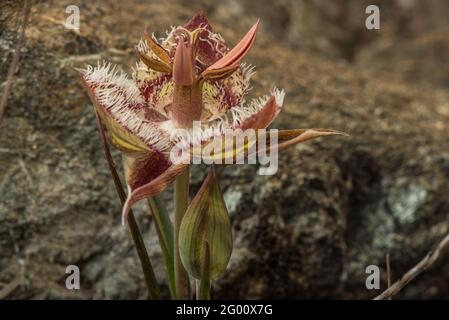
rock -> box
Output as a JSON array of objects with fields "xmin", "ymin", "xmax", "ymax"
[{"xmin": 1, "ymin": 0, "xmax": 448, "ymax": 299}]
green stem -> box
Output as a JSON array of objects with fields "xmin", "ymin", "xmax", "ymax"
[
  {"xmin": 174, "ymin": 167, "xmax": 191, "ymax": 299},
  {"xmin": 127, "ymin": 212, "xmax": 161, "ymax": 299},
  {"xmin": 147, "ymin": 196, "xmax": 176, "ymax": 298}
]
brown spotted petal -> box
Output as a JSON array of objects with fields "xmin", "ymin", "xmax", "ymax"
[
  {"xmin": 122, "ymin": 164, "xmax": 189, "ymax": 223},
  {"xmin": 79, "ymin": 63, "xmax": 179, "ymax": 214},
  {"xmin": 183, "ymin": 11, "xmax": 228, "ymax": 70},
  {"xmin": 122, "ymin": 151, "xmax": 171, "ymax": 191}
]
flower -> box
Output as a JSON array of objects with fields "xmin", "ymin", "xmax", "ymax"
[{"xmin": 79, "ymin": 12, "xmax": 344, "ymax": 222}]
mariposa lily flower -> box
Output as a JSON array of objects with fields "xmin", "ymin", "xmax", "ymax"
[{"xmin": 79, "ymin": 12, "xmax": 343, "ymax": 223}]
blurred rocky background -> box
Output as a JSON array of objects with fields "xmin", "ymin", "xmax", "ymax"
[{"xmin": 1, "ymin": 0, "xmax": 449, "ymax": 299}]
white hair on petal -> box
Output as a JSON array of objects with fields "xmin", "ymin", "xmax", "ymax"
[
  {"xmin": 168, "ymin": 87, "xmax": 285, "ymax": 146},
  {"xmin": 230, "ymin": 88, "xmax": 285, "ymax": 127},
  {"xmin": 273, "ymin": 88, "xmax": 285, "ymax": 107},
  {"xmin": 82, "ymin": 61, "xmax": 171, "ymax": 152},
  {"xmin": 164, "ymin": 116, "xmax": 231, "ymax": 148},
  {"xmin": 136, "ymin": 38, "xmax": 150, "ymax": 53}
]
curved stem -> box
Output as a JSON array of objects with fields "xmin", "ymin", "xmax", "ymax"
[
  {"xmin": 95, "ymin": 112, "xmax": 160, "ymax": 299},
  {"xmin": 127, "ymin": 212, "xmax": 161, "ymax": 299}
]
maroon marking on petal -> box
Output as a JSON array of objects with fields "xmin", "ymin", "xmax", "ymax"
[
  {"xmin": 184, "ymin": 11, "xmax": 213, "ymax": 32},
  {"xmin": 238, "ymin": 96, "xmax": 281, "ymax": 130},
  {"xmin": 144, "ymin": 108, "xmax": 169, "ymax": 122},
  {"xmin": 79, "ymin": 74, "xmax": 148, "ymax": 144},
  {"xmin": 221, "ymin": 81, "xmax": 240, "ymax": 110},
  {"xmin": 122, "ymin": 164, "xmax": 188, "ymax": 223},
  {"xmin": 139, "ymin": 73, "xmax": 171, "ymax": 102},
  {"xmin": 183, "ymin": 12, "xmax": 229, "ymax": 71},
  {"xmin": 128, "ymin": 151, "xmax": 171, "ymax": 190}
]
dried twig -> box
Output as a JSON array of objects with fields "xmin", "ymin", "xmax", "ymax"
[
  {"xmin": 374, "ymin": 233, "xmax": 449, "ymax": 300},
  {"xmin": 0, "ymin": 277, "xmax": 21, "ymax": 299},
  {"xmin": 0, "ymin": 0, "xmax": 31, "ymax": 122}
]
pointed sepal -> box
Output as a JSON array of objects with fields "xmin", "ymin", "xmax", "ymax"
[
  {"xmin": 137, "ymin": 50, "xmax": 172, "ymax": 73},
  {"xmin": 144, "ymin": 30, "xmax": 171, "ymax": 65},
  {"xmin": 201, "ymin": 20, "xmax": 259, "ymax": 76}
]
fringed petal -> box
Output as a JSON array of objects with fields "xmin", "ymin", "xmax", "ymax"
[
  {"xmin": 80, "ymin": 62, "xmax": 177, "ymax": 201},
  {"xmin": 231, "ymin": 88, "xmax": 284, "ymax": 129},
  {"xmin": 183, "ymin": 11, "xmax": 228, "ymax": 70},
  {"xmin": 79, "ymin": 62, "xmax": 172, "ymax": 154}
]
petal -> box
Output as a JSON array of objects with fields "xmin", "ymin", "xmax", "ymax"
[
  {"xmin": 190, "ymin": 128, "xmax": 346, "ymax": 164},
  {"xmin": 122, "ymin": 164, "xmax": 188, "ymax": 223},
  {"xmin": 201, "ymin": 62, "xmax": 239, "ymax": 80},
  {"xmin": 201, "ymin": 64, "xmax": 255, "ymax": 121},
  {"xmin": 184, "ymin": 11, "xmax": 213, "ymax": 32},
  {"xmin": 79, "ymin": 62, "xmax": 171, "ymax": 154},
  {"xmin": 123, "ymin": 151, "xmax": 171, "ymax": 190},
  {"xmin": 202, "ymin": 20, "xmax": 259, "ymax": 75},
  {"xmin": 183, "ymin": 11, "xmax": 228, "ymax": 69},
  {"xmin": 80, "ymin": 63, "xmax": 176, "ymax": 202},
  {"xmin": 231, "ymin": 88, "xmax": 284, "ymax": 130}
]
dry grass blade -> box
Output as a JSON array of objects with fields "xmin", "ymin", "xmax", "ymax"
[{"xmin": 0, "ymin": 0, "xmax": 31, "ymax": 122}]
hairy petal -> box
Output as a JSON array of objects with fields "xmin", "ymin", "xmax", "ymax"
[
  {"xmin": 79, "ymin": 62, "xmax": 171, "ymax": 153},
  {"xmin": 183, "ymin": 11, "xmax": 228, "ymax": 69},
  {"xmin": 232, "ymin": 88, "xmax": 284, "ymax": 129},
  {"xmin": 79, "ymin": 62, "xmax": 176, "ymax": 195}
]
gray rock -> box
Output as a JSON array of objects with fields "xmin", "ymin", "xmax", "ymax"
[{"xmin": 1, "ymin": 0, "xmax": 448, "ymax": 299}]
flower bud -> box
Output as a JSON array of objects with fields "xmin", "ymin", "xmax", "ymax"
[{"xmin": 178, "ymin": 166, "xmax": 232, "ymax": 279}]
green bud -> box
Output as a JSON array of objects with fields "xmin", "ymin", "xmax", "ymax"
[{"xmin": 178, "ymin": 166, "xmax": 233, "ymax": 280}]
